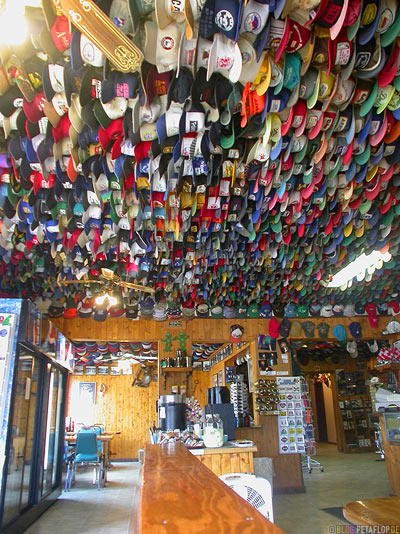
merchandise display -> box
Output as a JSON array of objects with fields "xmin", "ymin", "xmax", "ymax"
[
  {"xmin": 0, "ymin": 1, "xmax": 400, "ymax": 318},
  {"xmin": 338, "ymin": 397, "xmax": 373, "ymax": 449},
  {"xmin": 277, "ymin": 376, "xmax": 314, "ymax": 455},
  {"xmin": 230, "ymin": 377, "xmax": 249, "ymax": 425},
  {"xmin": 254, "ymin": 378, "xmax": 279, "ymax": 413}
]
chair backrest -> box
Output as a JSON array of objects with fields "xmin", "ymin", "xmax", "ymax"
[
  {"xmin": 92, "ymin": 426, "xmax": 102, "ymax": 453},
  {"xmin": 75, "ymin": 430, "xmax": 98, "ymax": 463}
]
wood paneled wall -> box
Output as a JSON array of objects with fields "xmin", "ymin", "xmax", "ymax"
[
  {"xmin": 54, "ymin": 315, "xmax": 394, "ymax": 490},
  {"xmin": 52, "ymin": 316, "xmax": 395, "ymax": 343},
  {"xmin": 67, "ymin": 369, "xmax": 158, "ymax": 459}
]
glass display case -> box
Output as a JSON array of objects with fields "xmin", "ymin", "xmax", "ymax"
[{"xmin": 382, "ymin": 412, "xmax": 400, "ymax": 443}]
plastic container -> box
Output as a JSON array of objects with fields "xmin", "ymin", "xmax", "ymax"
[{"xmin": 203, "ymin": 414, "xmax": 224, "ymax": 448}]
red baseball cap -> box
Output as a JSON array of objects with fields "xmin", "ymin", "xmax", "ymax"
[{"xmin": 269, "ymin": 317, "xmax": 281, "ymax": 338}]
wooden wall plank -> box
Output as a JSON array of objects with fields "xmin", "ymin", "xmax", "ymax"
[
  {"xmin": 52, "ymin": 316, "xmax": 395, "ymax": 343},
  {"xmin": 67, "ymin": 370, "xmax": 158, "ymax": 459}
]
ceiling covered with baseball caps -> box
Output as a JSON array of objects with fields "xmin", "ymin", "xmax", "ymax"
[{"xmin": 1, "ymin": 0, "xmax": 400, "ymax": 321}]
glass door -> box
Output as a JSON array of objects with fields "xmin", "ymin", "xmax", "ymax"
[
  {"xmin": 40, "ymin": 366, "xmax": 65, "ymax": 497},
  {"xmin": 1, "ymin": 348, "xmax": 38, "ymax": 526}
]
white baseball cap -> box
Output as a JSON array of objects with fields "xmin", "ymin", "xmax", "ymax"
[
  {"xmin": 207, "ymin": 33, "xmax": 242, "ymax": 83},
  {"xmin": 238, "ymin": 35, "xmax": 265, "ymax": 85},
  {"xmin": 80, "ymin": 34, "xmax": 105, "ymax": 67}
]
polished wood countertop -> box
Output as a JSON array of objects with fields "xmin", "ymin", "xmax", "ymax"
[
  {"xmin": 133, "ymin": 442, "xmax": 284, "ymax": 534},
  {"xmin": 343, "ymin": 497, "xmax": 400, "ymax": 526},
  {"xmin": 189, "ymin": 443, "xmax": 257, "ymax": 456}
]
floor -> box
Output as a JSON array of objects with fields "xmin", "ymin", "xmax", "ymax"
[
  {"xmin": 273, "ymin": 443, "xmax": 390, "ymax": 534},
  {"xmin": 23, "ymin": 444, "xmax": 389, "ymax": 534},
  {"xmin": 24, "ymin": 463, "xmax": 140, "ymax": 534}
]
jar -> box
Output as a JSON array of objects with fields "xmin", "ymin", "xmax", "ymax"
[{"xmin": 203, "ymin": 414, "xmax": 224, "ymax": 448}]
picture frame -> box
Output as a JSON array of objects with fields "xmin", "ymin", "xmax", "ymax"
[
  {"xmin": 85, "ymin": 366, "xmax": 96, "ymax": 376},
  {"xmin": 73, "ymin": 365, "xmax": 84, "ymax": 375},
  {"xmin": 218, "ymin": 369, "xmax": 223, "ymax": 386},
  {"xmin": 202, "ymin": 360, "xmax": 210, "ymax": 371},
  {"xmin": 97, "ymin": 366, "xmax": 109, "ymax": 375},
  {"xmin": 110, "ymin": 366, "xmax": 121, "ymax": 376},
  {"xmin": 79, "ymin": 382, "xmax": 96, "ymax": 404},
  {"xmin": 212, "ymin": 373, "xmax": 218, "ymax": 386}
]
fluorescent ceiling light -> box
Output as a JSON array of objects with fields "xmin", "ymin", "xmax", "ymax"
[{"xmin": 327, "ymin": 250, "xmax": 392, "ymax": 288}]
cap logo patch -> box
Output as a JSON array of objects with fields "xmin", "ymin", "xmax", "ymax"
[
  {"xmin": 170, "ymin": 0, "xmax": 184, "ymax": 12},
  {"xmin": 355, "ymin": 51, "xmax": 371, "ymax": 69},
  {"xmin": 115, "ymin": 82, "xmax": 130, "ymax": 98},
  {"xmin": 113, "ymin": 16, "xmax": 125, "ymax": 28},
  {"xmin": 216, "ymin": 56, "xmax": 233, "ymax": 69},
  {"xmin": 244, "ymin": 12, "xmax": 261, "ymax": 32},
  {"xmin": 322, "ymin": 3, "xmax": 341, "ymax": 24},
  {"xmin": 241, "ymin": 51, "xmax": 252, "ymax": 64},
  {"xmin": 335, "ymin": 42, "xmax": 351, "ymax": 65},
  {"xmin": 161, "ymin": 37, "xmax": 175, "ymax": 50},
  {"xmin": 215, "ymin": 10, "xmax": 234, "ymax": 31}
]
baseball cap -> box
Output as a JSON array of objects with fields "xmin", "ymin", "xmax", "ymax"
[
  {"xmin": 207, "ymin": 33, "xmax": 242, "ymax": 83},
  {"xmin": 349, "ymin": 321, "xmax": 362, "ymax": 338},
  {"xmin": 269, "ymin": 317, "xmax": 280, "ymax": 338},
  {"xmin": 332, "ymin": 324, "xmax": 347, "ymax": 342},
  {"xmin": 317, "ymin": 322, "xmax": 330, "ymax": 339}
]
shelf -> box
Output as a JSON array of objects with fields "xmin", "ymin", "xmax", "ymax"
[
  {"xmin": 210, "ymin": 343, "xmax": 250, "ymax": 368},
  {"xmin": 161, "ymin": 367, "xmax": 192, "ymax": 373},
  {"xmin": 374, "ymin": 363, "xmax": 400, "ymax": 372}
]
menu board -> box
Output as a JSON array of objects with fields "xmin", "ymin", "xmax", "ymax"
[{"xmin": 276, "ymin": 377, "xmax": 313, "ymax": 455}]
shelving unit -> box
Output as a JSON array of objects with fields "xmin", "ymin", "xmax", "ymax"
[
  {"xmin": 337, "ymin": 394, "xmax": 374, "ymax": 451},
  {"xmin": 330, "ymin": 369, "xmax": 375, "ymax": 452},
  {"xmin": 209, "ymin": 343, "xmax": 250, "ymax": 369},
  {"xmin": 159, "ymin": 366, "xmax": 192, "ymax": 396},
  {"xmin": 161, "ymin": 367, "xmax": 192, "ymax": 373}
]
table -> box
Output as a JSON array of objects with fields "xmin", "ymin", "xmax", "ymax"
[
  {"xmin": 189, "ymin": 443, "xmax": 257, "ymax": 477},
  {"xmin": 98, "ymin": 435, "xmax": 115, "ymax": 471},
  {"xmin": 343, "ymin": 497, "xmax": 400, "ymax": 526},
  {"xmin": 130, "ymin": 442, "xmax": 284, "ymax": 534}
]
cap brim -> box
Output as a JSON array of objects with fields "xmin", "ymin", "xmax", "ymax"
[
  {"xmin": 155, "ymin": 0, "xmax": 172, "ymax": 29},
  {"xmin": 330, "ymin": 0, "xmax": 349, "ymax": 40}
]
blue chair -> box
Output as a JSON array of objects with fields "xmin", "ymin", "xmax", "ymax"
[
  {"xmin": 79, "ymin": 426, "xmax": 102, "ymax": 453},
  {"xmin": 93, "ymin": 426, "xmax": 103, "ymax": 454},
  {"xmin": 64, "ymin": 442, "xmax": 75, "ymax": 492},
  {"xmin": 67, "ymin": 430, "xmax": 103, "ymax": 490}
]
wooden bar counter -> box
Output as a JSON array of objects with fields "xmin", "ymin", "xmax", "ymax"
[
  {"xmin": 379, "ymin": 414, "xmax": 400, "ymax": 496},
  {"xmin": 132, "ymin": 442, "xmax": 284, "ymax": 534},
  {"xmin": 189, "ymin": 443, "xmax": 257, "ymax": 477}
]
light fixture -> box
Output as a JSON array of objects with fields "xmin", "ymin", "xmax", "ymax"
[
  {"xmin": 95, "ymin": 292, "xmax": 118, "ymax": 307},
  {"xmin": 0, "ymin": 1, "xmax": 41, "ymax": 47},
  {"xmin": 327, "ymin": 250, "xmax": 392, "ymax": 289}
]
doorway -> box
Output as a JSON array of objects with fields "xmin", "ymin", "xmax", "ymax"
[{"xmin": 309, "ymin": 374, "xmax": 337, "ymax": 444}]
